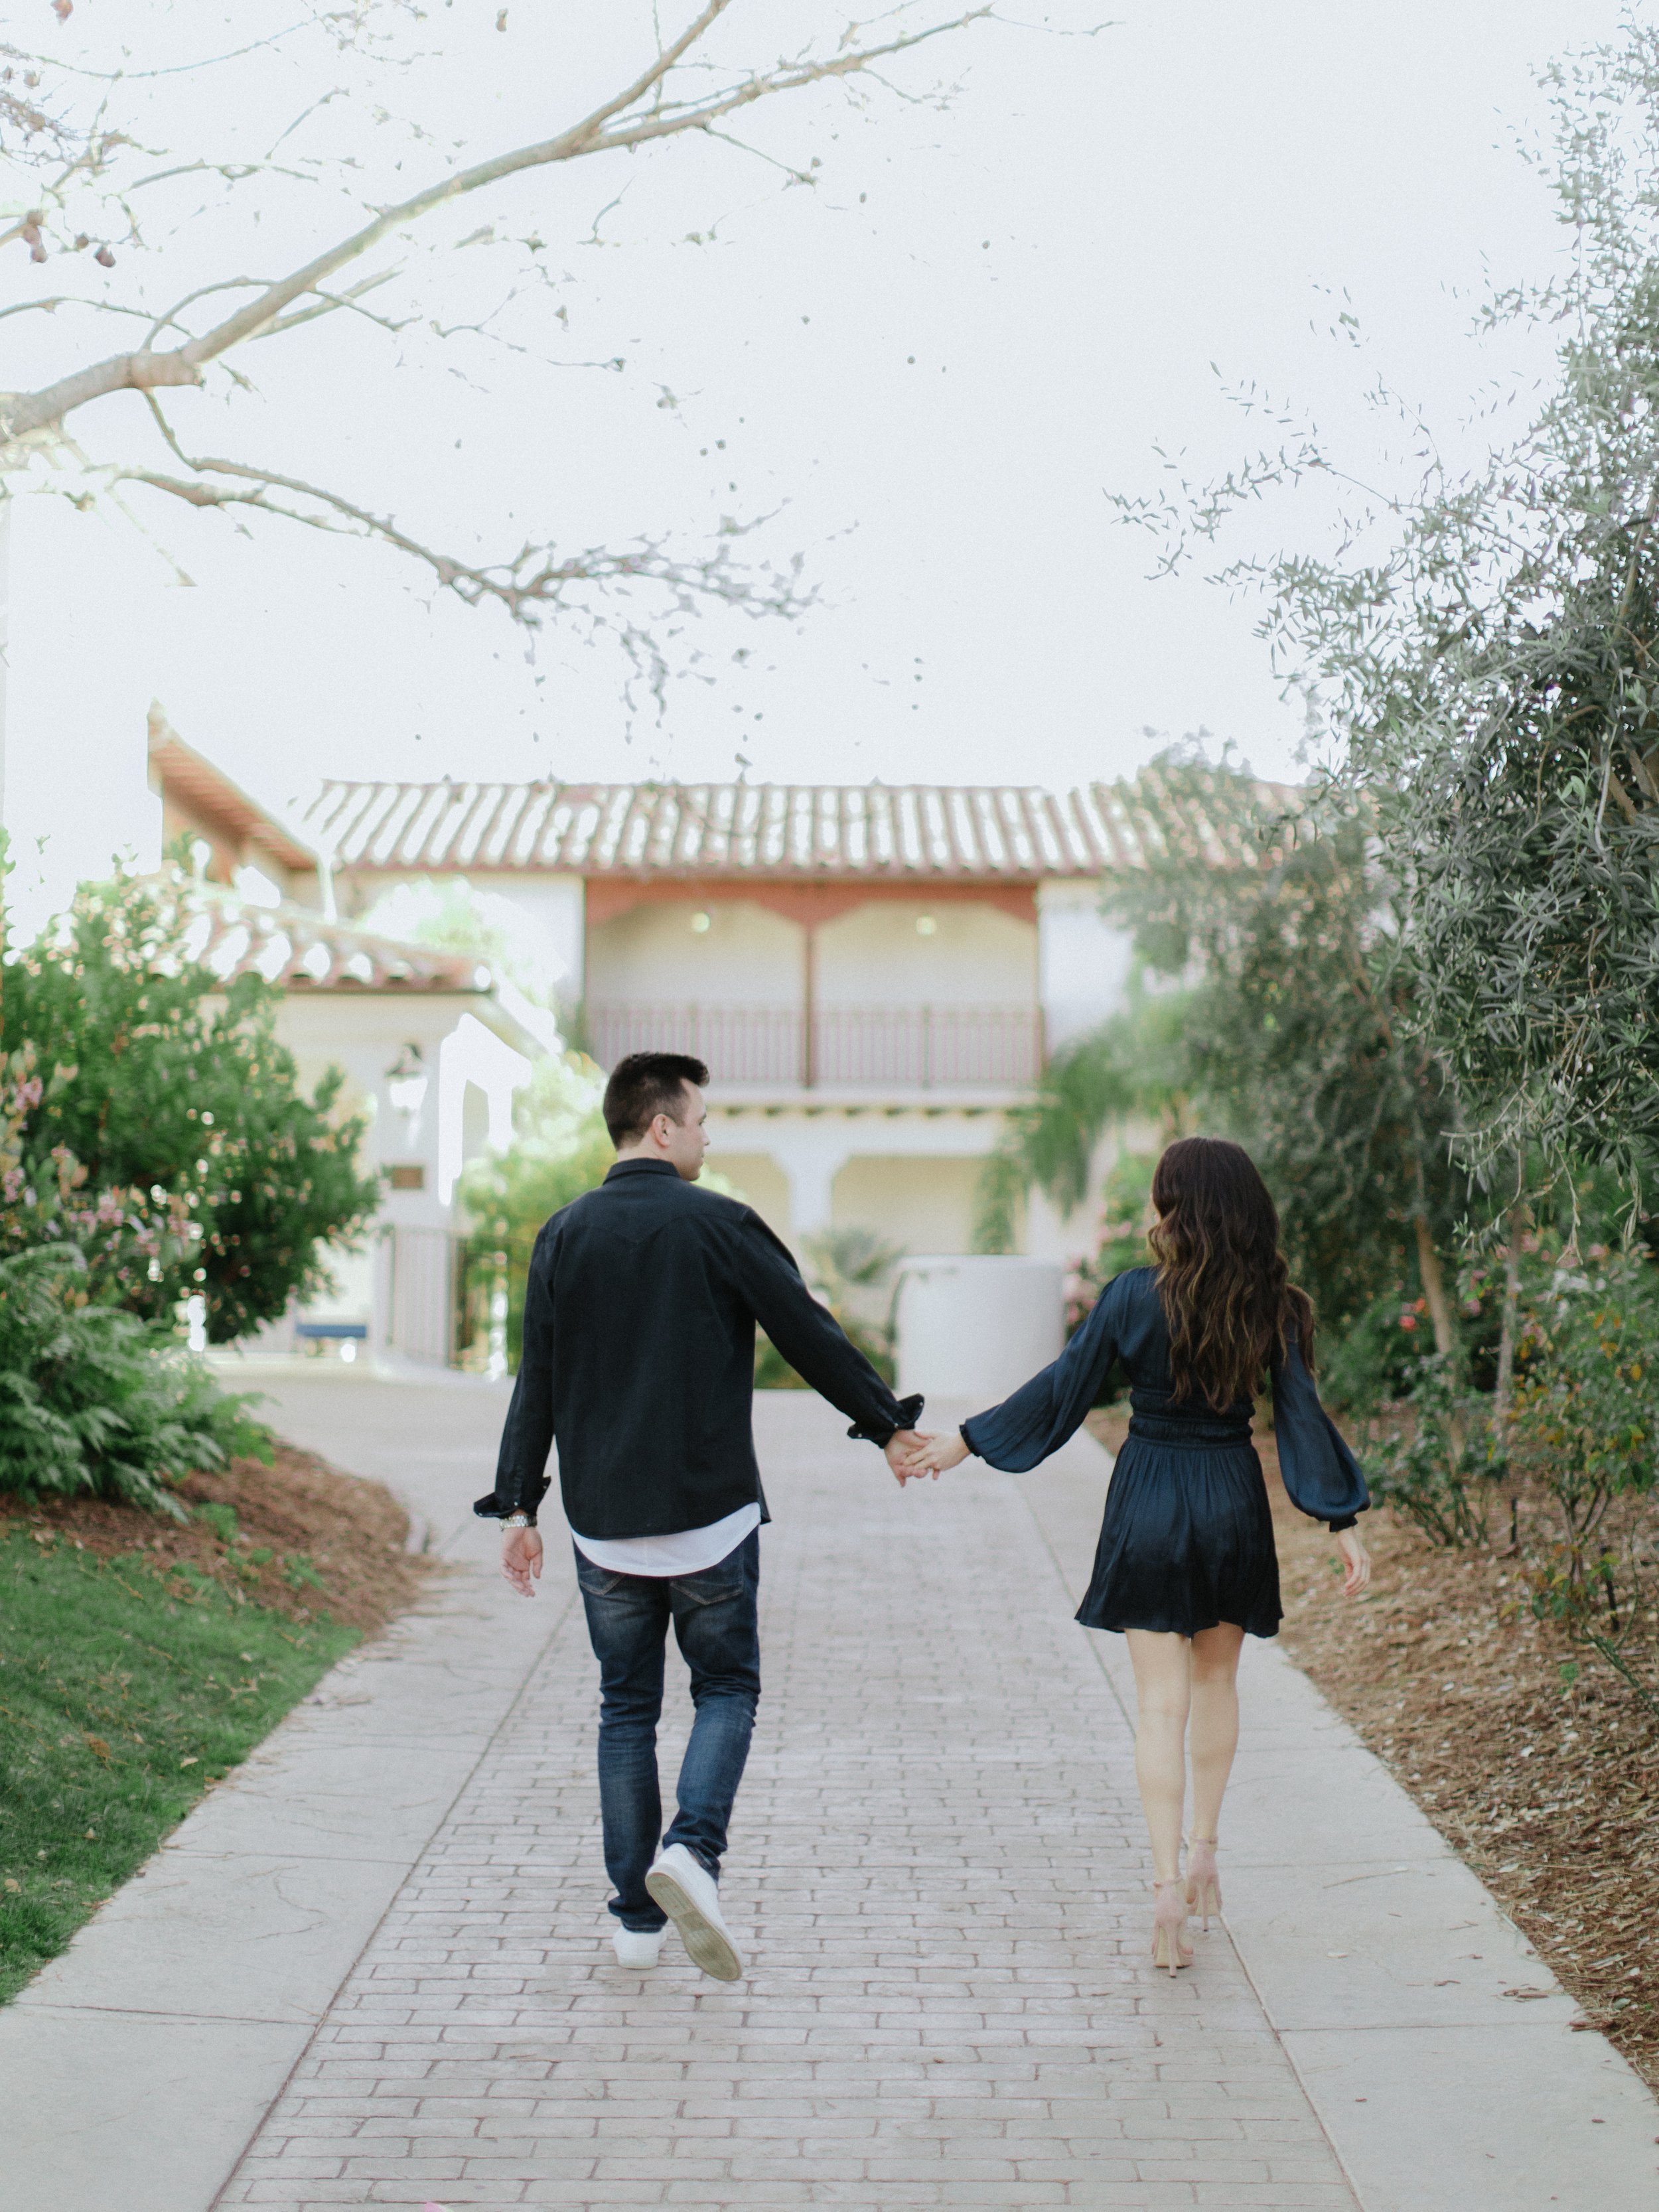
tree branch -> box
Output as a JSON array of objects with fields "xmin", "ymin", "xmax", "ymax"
[
  {"xmin": 0, "ymin": 295, "xmax": 154, "ymax": 327},
  {"xmin": 3, "ymin": 5, "xmax": 992, "ymax": 443},
  {"xmin": 250, "ymin": 269, "xmax": 409, "ymax": 341},
  {"xmin": 114, "ymin": 445, "xmax": 810, "ymax": 628}
]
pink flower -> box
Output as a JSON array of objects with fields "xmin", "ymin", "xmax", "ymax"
[{"xmin": 1399, "ymin": 1312, "xmax": 1417, "ymax": 1331}]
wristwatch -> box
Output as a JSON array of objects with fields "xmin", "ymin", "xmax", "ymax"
[{"xmin": 502, "ymin": 1511, "xmax": 537, "ymax": 1531}]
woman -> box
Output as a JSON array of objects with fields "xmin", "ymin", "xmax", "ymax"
[{"xmin": 902, "ymin": 1136, "xmax": 1371, "ymax": 1973}]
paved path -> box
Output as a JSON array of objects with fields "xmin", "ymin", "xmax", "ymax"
[{"xmin": 3, "ymin": 1376, "xmax": 1655, "ymax": 2211}]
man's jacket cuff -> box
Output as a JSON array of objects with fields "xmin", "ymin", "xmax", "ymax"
[
  {"xmin": 475, "ymin": 1487, "xmax": 543, "ymax": 1521},
  {"xmin": 847, "ymin": 1393, "xmax": 924, "ymax": 1446}
]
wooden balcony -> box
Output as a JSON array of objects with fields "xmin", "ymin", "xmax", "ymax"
[{"xmin": 587, "ymin": 1003, "xmax": 1042, "ymax": 1089}]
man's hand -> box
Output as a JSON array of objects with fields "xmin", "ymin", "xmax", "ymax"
[
  {"xmin": 885, "ymin": 1428, "xmax": 935, "ymax": 1486},
  {"xmin": 501, "ymin": 1524, "xmax": 544, "ymax": 1597}
]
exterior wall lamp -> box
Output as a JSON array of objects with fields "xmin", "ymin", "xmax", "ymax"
[{"xmin": 386, "ymin": 1044, "xmax": 429, "ymax": 1136}]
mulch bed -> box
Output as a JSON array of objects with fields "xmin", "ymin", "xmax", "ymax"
[
  {"xmin": 2, "ymin": 1444, "xmax": 431, "ymax": 1636},
  {"xmin": 1087, "ymin": 1409, "xmax": 1659, "ymax": 2093}
]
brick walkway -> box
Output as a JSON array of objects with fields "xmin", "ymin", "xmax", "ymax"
[{"xmin": 218, "ymin": 1399, "xmax": 1356, "ymax": 2211}]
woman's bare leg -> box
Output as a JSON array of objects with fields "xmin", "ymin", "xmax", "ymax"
[
  {"xmin": 1124, "ymin": 1629, "xmax": 1192, "ymax": 1882},
  {"xmin": 1187, "ymin": 1622, "xmax": 1245, "ymax": 1842}
]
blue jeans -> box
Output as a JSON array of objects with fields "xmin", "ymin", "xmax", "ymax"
[{"xmin": 573, "ymin": 1531, "xmax": 760, "ymax": 1931}]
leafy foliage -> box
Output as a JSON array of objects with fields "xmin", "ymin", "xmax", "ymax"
[
  {"xmin": 356, "ymin": 878, "xmax": 563, "ymax": 1009},
  {"xmin": 456, "ymin": 1052, "xmax": 613, "ymax": 1368},
  {"xmin": 0, "ymin": 1246, "xmax": 269, "ymax": 1513},
  {"xmin": 755, "ymin": 1228, "xmax": 906, "ymax": 1391},
  {"xmin": 1101, "ymin": 764, "xmax": 1468, "ymax": 1341},
  {"xmin": 1364, "ymin": 1355, "xmax": 1505, "ymax": 1550},
  {"xmin": 1115, "ymin": 28, "xmax": 1659, "ymax": 1198},
  {"xmin": 979, "ymin": 764, "xmax": 1469, "ymax": 1354},
  {"xmin": 1, "ymin": 868, "xmax": 380, "ymax": 1340},
  {"xmin": 1509, "ymin": 1249, "xmax": 1659, "ymax": 1712},
  {"xmin": 974, "ymin": 993, "xmax": 1194, "ymax": 1255}
]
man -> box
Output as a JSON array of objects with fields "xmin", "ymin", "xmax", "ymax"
[{"xmin": 476, "ymin": 1050, "xmax": 926, "ymax": 1980}]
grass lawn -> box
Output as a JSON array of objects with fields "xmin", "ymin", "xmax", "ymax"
[
  {"xmin": 0, "ymin": 1524, "xmax": 356, "ymax": 2002},
  {"xmin": 0, "ymin": 1443, "xmax": 427, "ymax": 2005}
]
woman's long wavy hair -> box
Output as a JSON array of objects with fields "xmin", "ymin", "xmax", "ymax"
[{"xmin": 1148, "ymin": 1137, "xmax": 1315, "ymax": 1410}]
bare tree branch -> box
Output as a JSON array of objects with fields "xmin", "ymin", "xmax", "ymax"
[
  {"xmin": 1, "ymin": 5, "xmax": 992, "ymax": 443},
  {"xmin": 0, "ymin": 294, "xmax": 155, "ymax": 326},
  {"xmin": 121, "ymin": 391, "xmax": 808, "ymax": 641},
  {"xmin": 250, "ymin": 267, "xmax": 407, "ymax": 340}
]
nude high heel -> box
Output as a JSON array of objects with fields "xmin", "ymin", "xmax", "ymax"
[
  {"xmin": 1185, "ymin": 1834, "xmax": 1222, "ymax": 1932},
  {"xmin": 1150, "ymin": 1880, "xmax": 1192, "ymax": 1976}
]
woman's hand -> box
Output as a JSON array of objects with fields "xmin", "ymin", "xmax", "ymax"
[
  {"xmin": 899, "ymin": 1430, "xmax": 972, "ymax": 1480},
  {"xmin": 1335, "ymin": 1527, "xmax": 1371, "ymax": 1596}
]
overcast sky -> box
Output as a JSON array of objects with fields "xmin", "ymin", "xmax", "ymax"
[{"xmin": 3, "ymin": 0, "xmax": 1633, "ymax": 900}]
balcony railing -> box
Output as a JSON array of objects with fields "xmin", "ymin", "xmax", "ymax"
[{"xmin": 588, "ymin": 1003, "xmax": 1041, "ymax": 1089}]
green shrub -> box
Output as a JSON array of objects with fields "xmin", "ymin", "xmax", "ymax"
[
  {"xmin": 1319, "ymin": 1289, "xmax": 1449, "ymax": 1415},
  {"xmin": 456, "ymin": 1052, "xmax": 612, "ymax": 1367},
  {"xmin": 1, "ymin": 866, "xmax": 380, "ymax": 1339},
  {"xmin": 1364, "ymin": 1354, "xmax": 1505, "ymax": 1549},
  {"xmin": 0, "ymin": 1246, "xmax": 269, "ymax": 1513},
  {"xmin": 1508, "ymin": 1251, "xmax": 1659, "ymax": 1710}
]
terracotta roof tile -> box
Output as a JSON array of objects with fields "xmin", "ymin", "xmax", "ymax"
[
  {"xmin": 297, "ymin": 773, "xmax": 1298, "ymax": 882},
  {"xmin": 153, "ymin": 877, "xmax": 491, "ymax": 994}
]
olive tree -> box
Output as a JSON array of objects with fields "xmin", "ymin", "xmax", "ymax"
[{"xmin": 1111, "ymin": 23, "xmax": 1659, "ymax": 1210}]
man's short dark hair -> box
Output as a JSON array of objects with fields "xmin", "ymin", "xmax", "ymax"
[{"xmin": 602, "ymin": 1051, "xmax": 710, "ymax": 1146}]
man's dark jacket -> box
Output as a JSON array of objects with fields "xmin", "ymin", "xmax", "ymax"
[{"xmin": 476, "ymin": 1158, "xmax": 922, "ymax": 1539}]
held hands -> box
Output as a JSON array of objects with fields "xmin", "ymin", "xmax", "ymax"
[
  {"xmin": 1335, "ymin": 1527, "xmax": 1371, "ymax": 1596},
  {"xmin": 883, "ymin": 1429, "xmax": 931, "ymax": 1486},
  {"xmin": 887, "ymin": 1428, "xmax": 972, "ymax": 1484},
  {"xmin": 500, "ymin": 1524, "xmax": 544, "ymax": 1597}
]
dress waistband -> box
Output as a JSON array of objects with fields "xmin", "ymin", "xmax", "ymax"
[{"xmin": 1127, "ymin": 1412, "xmax": 1254, "ymax": 1451}]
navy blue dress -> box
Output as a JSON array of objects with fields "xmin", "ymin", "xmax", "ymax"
[{"xmin": 962, "ymin": 1267, "xmax": 1368, "ymax": 1639}]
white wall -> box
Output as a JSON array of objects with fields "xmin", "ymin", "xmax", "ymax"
[
  {"xmin": 832, "ymin": 1154, "xmax": 984, "ymax": 1257},
  {"xmin": 273, "ymin": 991, "xmax": 532, "ymax": 1359},
  {"xmin": 588, "ymin": 898, "xmax": 800, "ymax": 1006},
  {"xmin": 817, "ymin": 900, "xmax": 1034, "ymax": 1008},
  {"xmin": 709, "ymin": 1101, "xmax": 1004, "ymax": 1243},
  {"xmin": 484, "ymin": 872, "xmax": 585, "ymax": 1003},
  {"xmin": 1037, "ymin": 878, "xmax": 1135, "ymax": 1048}
]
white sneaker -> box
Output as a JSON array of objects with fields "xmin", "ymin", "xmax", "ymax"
[
  {"xmin": 612, "ymin": 1924, "xmax": 666, "ymax": 1969},
  {"xmin": 644, "ymin": 1842, "xmax": 744, "ymax": 1982}
]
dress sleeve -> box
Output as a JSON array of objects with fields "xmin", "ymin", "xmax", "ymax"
[
  {"xmin": 959, "ymin": 1274, "xmax": 1126, "ymax": 1473},
  {"xmin": 1269, "ymin": 1331, "xmax": 1369, "ymax": 1530}
]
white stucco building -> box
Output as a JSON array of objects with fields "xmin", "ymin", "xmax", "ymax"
[
  {"xmin": 148, "ymin": 722, "xmax": 547, "ymax": 1365},
  {"xmin": 292, "ymin": 772, "xmax": 1248, "ymax": 1263},
  {"xmin": 149, "ymin": 713, "xmax": 1282, "ymax": 1363}
]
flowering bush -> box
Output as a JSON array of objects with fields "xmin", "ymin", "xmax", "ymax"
[
  {"xmin": 1317, "ymin": 1288, "xmax": 1449, "ymax": 1413},
  {"xmin": 0, "ymin": 868, "xmax": 380, "ymax": 1340}
]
